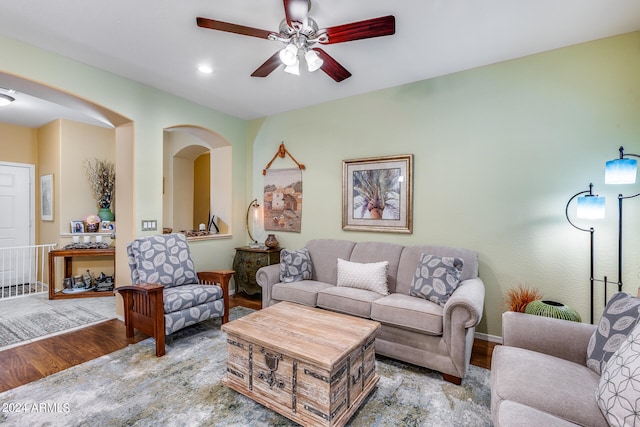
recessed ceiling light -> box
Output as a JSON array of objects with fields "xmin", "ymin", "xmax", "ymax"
[{"xmin": 198, "ymin": 65, "xmax": 213, "ymax": 74}]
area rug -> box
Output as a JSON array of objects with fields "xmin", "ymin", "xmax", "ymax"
[
  {"xmin": 0, "ymin": 304, "xmax": 109, "ymax": 349},
  {"xmin": 0, "ymin": 307, "xmax": 492, "ymax": 426}
]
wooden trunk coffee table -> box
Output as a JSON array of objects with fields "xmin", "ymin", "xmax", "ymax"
[{"xmin": 222, "ymin": 301, "xmax": 380, "ymax": 427}]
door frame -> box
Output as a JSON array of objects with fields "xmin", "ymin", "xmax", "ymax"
[{"xmin": 0, "ymin": 161, "xmax": 35, "ymax": 247}]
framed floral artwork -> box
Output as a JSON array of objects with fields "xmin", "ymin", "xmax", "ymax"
[{"xmin": 342, "ymin": 154, "xmax": 413, "ymax": 233}]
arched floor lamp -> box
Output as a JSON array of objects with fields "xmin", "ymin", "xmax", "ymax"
[
  {"xmin": 605, "ymin": 146, "xmax": 640, "ymax": 299},
  {"xmin": 565, "ymin": 183, "xmax": 605, "ymax": 324}
]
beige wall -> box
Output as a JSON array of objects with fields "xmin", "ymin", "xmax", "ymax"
[
  {"xmin": 0, "ymin": 123, "xmax": 38, "ymax": 165},
  {"xmin": 37, "ymin": 120, "xmax": 61, "ymax": 251},
  {"xmin": 194, "ymin": 153, "xmax": 210, "ymax": 229},
  {"xmin": 59, "ymin": 119, "xmax": 115, "ymax": 237}
]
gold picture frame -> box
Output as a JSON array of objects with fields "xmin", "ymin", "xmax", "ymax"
[{"xmin": 342, "ymin": 154, "xmax": 413, "ymax": 233}]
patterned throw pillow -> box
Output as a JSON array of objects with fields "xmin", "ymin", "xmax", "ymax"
[
  {"xmin": 409, "ymin": 254, "xmax": 464, "ymax": 307},
  {"xmin": 587, "ymin": 292, "xmax": 640, "ymax": 374},
  {"xmin": 279, "ymin": 248, "xmax": 313, "ymax": 283},
  {"xmin": 336, "ymin": 258, "xmax": 389, "ymax": 295},
  {"xmin": 596, "ymin": 321, "xmax": 640, "ymax": 426}
]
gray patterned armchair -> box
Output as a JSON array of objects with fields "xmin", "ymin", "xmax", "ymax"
[{"xmin": 118, "ymin": 233, "xmax": 233, "ymax": 356}]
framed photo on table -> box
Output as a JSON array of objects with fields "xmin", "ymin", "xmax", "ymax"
[
  {"xmin": 100, "ymin": 221, "xmax": 115, "ymax": 232},
  {"xmin": 342, "ymin": 154, "xmax": 413, "ymax": 234},
  {"xmin": 70, "ymin": 221, "xmax": 84, "ymax": 233}
]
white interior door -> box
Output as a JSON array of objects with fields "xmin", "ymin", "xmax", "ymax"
[{"xmin": 0, "ymin": 162, "xmax": 34, "ymax": 285}]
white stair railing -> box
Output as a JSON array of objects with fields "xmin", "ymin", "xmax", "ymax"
[{"xmin": 0, "ymin": 244, "xmax": 57, "ymax": 300}]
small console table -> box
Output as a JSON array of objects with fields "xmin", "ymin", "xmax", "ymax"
[
  {"xmin": 48, "ymin": 247, "xmax": 115, "ymax": 300},
  {"xmin": 232, "ymin": 246, "xmax": 282, "ymax": 295}
]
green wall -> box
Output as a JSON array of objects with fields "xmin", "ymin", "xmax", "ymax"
[
  {"xmin": 0, "ymin": 35, "xmax": 248, "ymax": 273},
  {"xmin": 2, "ymin": 30, "xmax": 639, "ymax": 338},
  {"xmin": 249, "ymin": 32, "xmax": 640, "ymax": 337}
]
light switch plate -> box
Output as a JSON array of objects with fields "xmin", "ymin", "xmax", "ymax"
[{"xmin": 142, "ymin": 220, "xmax": 157, "ymax": 231}]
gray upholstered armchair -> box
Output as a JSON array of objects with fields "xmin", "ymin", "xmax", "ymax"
[{"xmin": 118, "ymin": 233, "xmax": 233, "ymax": 356}]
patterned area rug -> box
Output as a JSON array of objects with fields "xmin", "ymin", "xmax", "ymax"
[
  {"xmin": 0, "ymin": 307, "xmax": 492, "ymax": 426},
  {"xmin": 0, "ymin": 304, "xmax": 109, "ymax": 349}
]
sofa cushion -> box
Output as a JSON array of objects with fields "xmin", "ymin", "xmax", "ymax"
[
  {"xmin": 279, "ymin": 247, "xmax": 313, "ymax": 283},
  {"xmin": 597, "ymin": 321, "xmax": 640, "ymax": 426},
  {"xmin": 163, "ymin": 284, "xmax": 224, "ymax": 313},
  {"xmin": 306, "ymin": 239, "xmax": 357, "ymax": 284},
  {"xmin": 409, "ymin": 254, "xmax": 463, "ymax": 306},
  {"xmin": 336, "ymin": 258, "xmax": 389, "ymax": 295},
  {"xmin": 396, "ymin": 245, "xmax": 478, "ymax": 295},
  {"xmin": 164, "ymin": 299, "xmax": 224, "ymax": 336},
  {"xmin": 316, "ymin": 286, "xmax": 384, "ymax": 318},
  {"xmin": 491, "ymin": 345, "xmax": 607, "ymax": 427},
  {"xmin": 496, "ymin": 401, "xmax": 581, "ymax": 427},
  {"xmin": 271, "ymin": 280, "xmax": 334, "ymax": 307},
  {"xmin": 587, "ymin": 292, "xmax": 640, "ymax": 374},
  {"xmin": 371, "ymin": 293, "xmax": 444, "ymax": 335},
  {"xmin": 127, "ymin": 233, "xmax": 199, "ymax": 288}
]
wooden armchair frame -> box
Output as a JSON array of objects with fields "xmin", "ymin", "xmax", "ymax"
[{"xmin": 118, "ymin": 270, "xmax": 233, "ymax": 357}]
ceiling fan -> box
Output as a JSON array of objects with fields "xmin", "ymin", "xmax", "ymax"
[{"xmin": 196, "ymin": 0, "xmax": 395, "ymax": 82}]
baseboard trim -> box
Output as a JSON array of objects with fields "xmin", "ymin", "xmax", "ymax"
[{"xmin": 474, "ymin": 331, "xmax": 503, "ymax": 344}]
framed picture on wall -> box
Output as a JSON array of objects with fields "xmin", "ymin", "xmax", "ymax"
[
  {"xmin": 342, "ymin": 154, "xmax": 413, "ymax": 234},
  {"xmin": 40, "ymin": 174, "xmax": 53, "ymax": 221}
]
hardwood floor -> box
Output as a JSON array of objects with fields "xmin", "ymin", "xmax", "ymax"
[{"xmin": 0, "ymin": 293, "xmax": 495, "ymax": 392}]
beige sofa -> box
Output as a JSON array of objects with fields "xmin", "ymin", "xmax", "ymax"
[
  {"xmin": 491, "ymin": 312, "xmax": 607, "ymax": 426},
  {"xmin": 256, "ymin": 239, "xmax": 485, "ymax": 384}
]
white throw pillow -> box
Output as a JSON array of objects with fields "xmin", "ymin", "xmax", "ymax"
[
  {"xmin": 336, "ymin": 258, "xmax": 389, "ymax": 295},
  {"xmin": 596, "ymin": 320, "xmax": 640, "ymax": 426}
]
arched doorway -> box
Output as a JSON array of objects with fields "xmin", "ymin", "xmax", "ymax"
[{"xmin": 163, "ymin": 125, "xmax": 232, "ymax": 236}]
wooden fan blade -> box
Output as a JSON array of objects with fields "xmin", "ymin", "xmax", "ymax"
[
  {"xmin": 320, "ymin": 15, "xmax": 395, "ymax": 45},
  {"xmin": 251, "ymin": 51, "xmax": 282, "ymax": 77},
  {"xmin": 283, "ymin": 0, "xmax": 310, "ymax": 29},
  {"xmin": 312, "ymin": 48, "xmax": 351, "ymax": 82},
  {"xmin": 196, "ymin": 17, "xmax": 274, "ymax": 40}
]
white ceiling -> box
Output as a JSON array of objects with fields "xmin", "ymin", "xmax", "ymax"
[{"xmin": 0, "ymin": 0, "xmax": 639, "ymax": 128}]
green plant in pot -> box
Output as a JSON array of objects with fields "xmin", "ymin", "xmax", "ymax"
[{"xmin": 85, "ymin": 158, "xmax": 115, "ymax": 222}]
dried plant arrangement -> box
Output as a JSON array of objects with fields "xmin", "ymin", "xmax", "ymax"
[
  {"xmin": 505, "ymin": 284, "xmax": 543, "ymax": 313},
  {"xmin": 85, "ymin": 158, "xmax": 115, "ymax": 209}
]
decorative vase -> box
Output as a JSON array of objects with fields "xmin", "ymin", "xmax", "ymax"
[
  {"xmin": 98, "ymin": 207, "xmax": 115, "ymax": 222},
  {"xmin": 264, "ymin": 234, "xmax": 279, "ymax": 249},
  {"xmin": 525, "ymin": 300, "xmax": 582, "ymax": 322}
]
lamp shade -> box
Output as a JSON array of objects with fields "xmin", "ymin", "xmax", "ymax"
[
  {"xmin": 576, "ymin": 195, "xmax": 605, "ymax": 219},
  {"xmin": 279, "ymin": 44, "xmax": 299, "ymax": 66},
  {"xmin": 304, "ymin": 50, "xmax": 323, "ymax": 72},
  {"xmin": 605, "ymin": 158, "xmax": 637, "ymax": 184},
  {"xmin": 283, "ymin": 61, "xmax": 300, "ymax": 75}
]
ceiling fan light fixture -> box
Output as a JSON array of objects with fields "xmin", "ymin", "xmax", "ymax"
[
  {"xmin": 279, "ymin": 44, "xmax": 299, "ymax": 66},
  {"xmin": 283, "ymin": 60, "xmax": 300, "ymax": 76},
  {"xmin": 0, "ymin": 93, "xmax": 15, "ymax": 107},
  {"xmin": 304, "ymin": 49, "xmax": 323, "ymax": 72}
]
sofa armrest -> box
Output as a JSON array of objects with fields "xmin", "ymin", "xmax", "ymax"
[
  {"xmin": 502, "ymin": 311, "xmax": 596, "ymax": 365},
  {"xmin": 256, "ymin": 264, "xmax": 281, "ymax": 307},
  {"xmin": 443, "ymin": 277, "xmax": 485, "ymax": 330}
]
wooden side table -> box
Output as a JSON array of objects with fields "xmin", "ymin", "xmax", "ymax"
[
  {"xmin": 48, "ymin": 247, "xmax": 116, "ymax": 300},
  {"xmin": 233, "ymin": 246, "xmax": 281, "ymax": 295}
]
